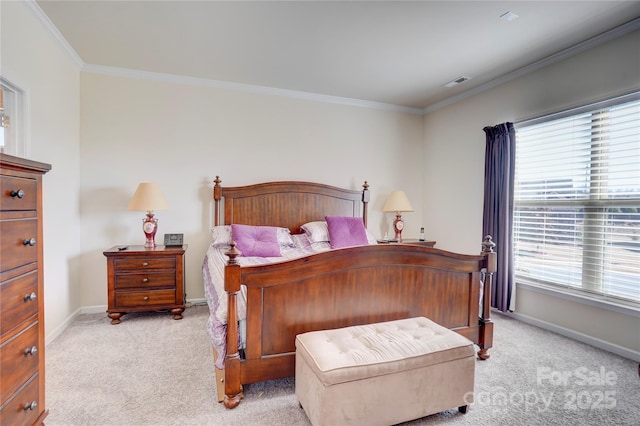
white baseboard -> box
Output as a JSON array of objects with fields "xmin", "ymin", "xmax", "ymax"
[
  {"xmin": 187, "ymin": 298, "xmax": 208, "ymax": 306},
  {"xmin": 80, "ymin": 304, "xmax": 108, "ymax": 314},
  {"xmin": 45, "ymin": 306, "xmax": 83, "ymax": 345},
  {"xmin": 506, "ymin": 311, "xmax": 640, "ymax": 362},
  {"xmin": 46, "ymin": 299, "xmax": 209, "ymax": 346}
]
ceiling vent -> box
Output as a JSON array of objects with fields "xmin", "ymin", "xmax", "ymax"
[
  {"xmin": 444, "ymin": 76, "xmax": 471, "ymax": 88},
  {"xmin": 500, "ymin": 11, "xmax": 519, "ymax": 22}
]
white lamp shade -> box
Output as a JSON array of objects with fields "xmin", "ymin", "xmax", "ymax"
[
  {"xmin": 127, "ymin": 183, "xmax": 169, "ymax": 211},
  {"xmin": 382, "ymin": 190, "xmax": 414, "ymax": 213}
]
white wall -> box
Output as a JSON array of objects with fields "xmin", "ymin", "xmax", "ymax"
[
  {"xmin": 423, "ymin": 29, "xmax": 640, "ymax": 357},
  {"xmin": 1, "ymin": 1, "xmax": 81, "ymax": 341},
  {"xmin": 78, "ymin": 72, "xmax": 425, "ymax": 309}
]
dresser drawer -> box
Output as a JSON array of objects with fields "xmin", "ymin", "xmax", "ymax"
[
  {"xmin": 1, "ymin": 323, "xmax": 39, "ymax": 404},
  {"xmin": 0, "ymin": 175, "xmax": 37, "ymax": 212},
  {"xmin": 115, "ymin": 289, "xmax": 176, "ymax": 308},
  {"xmin": 0, "ymin": 272, "xmax": 38, "ymax": 336},
  {"xmin": 114, "ymin": 257, "xmax": 176, "ymax": 271},
  {"xmin": 0, "ymin": 220, "xmax": 38, "ymax": 272},
  {"xmin": 0, "ymin": 373, "xmax": 40, "ymax": 426},
  {"xmin": 115, "ymin": 272, "xmax": 176, "ymax": 289}
]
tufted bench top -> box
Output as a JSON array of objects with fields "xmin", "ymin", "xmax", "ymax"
[{"xmin": 295, "ymin": 317, "xmax": 474, "ymax": 386}]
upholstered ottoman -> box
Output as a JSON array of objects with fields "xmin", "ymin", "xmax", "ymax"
[{"xmin": 295, "ymin": 317, "xmax": 475, "ymax": 426}]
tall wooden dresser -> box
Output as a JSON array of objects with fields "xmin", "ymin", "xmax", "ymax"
[{"xmin": 0, "ymin": 153, "xmax": 51, "ymax": 426}]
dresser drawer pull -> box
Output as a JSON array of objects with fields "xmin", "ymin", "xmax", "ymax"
[
  {"xmin": 23, "ymin": 237, "xmax": 37, "ymax": 246},
  {"xmin": 24, "ymin": 346, "xmax": 38, "ymax": 356},
  {"xmin": 24, "ymin": 292, "xmax": 37, "ymax": 302},
  {"xmin": 143, "ymin": 296, "xmax": 150, "ymax": 301},
  {"xmin": 142, "ymin": 277, "xmax": 149, "ymax": 283},
  {"xmin": 10, "ymin": 189, "xmax": 25, "ymax": 198},
  {"xmin": 23, "ymin": 401, "xmax": 37, "ymax": 411}
]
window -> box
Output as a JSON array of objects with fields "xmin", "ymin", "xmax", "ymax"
[
  {"xmin": 514, "ymin": 92, "xmax": 640, "ymax": 305},
  {"xmin": 0, "ymin": 77, "xmax": 26, "ymax": 157}
]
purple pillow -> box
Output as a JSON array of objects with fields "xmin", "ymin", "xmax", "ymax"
[
  {"xmin": 325, "ymin": 216, "xmax": 369, "ymax": 249},
  {"xmin": 231, "ymin": 224, "xmax": 282, "ymax": 257}
]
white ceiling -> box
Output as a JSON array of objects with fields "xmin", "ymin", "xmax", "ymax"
[{"xmin": 35, "ymin": 0, "xmax": 640, "ymax": 112}]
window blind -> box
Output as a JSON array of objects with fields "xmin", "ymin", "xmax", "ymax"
[{"xmin": 514, "ymin": 93, "xmax": 640, "ymax": 304}]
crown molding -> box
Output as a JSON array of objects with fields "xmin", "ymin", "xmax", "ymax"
[
  {"xmin": 81, "ymin": 64, "xmax": 424, "ymax": 115},
  {"xmin": 424, "ymin": 17, "xmax": 640, "ymax": 114},
  {"xmin": 24, "ymin": 0, "xmax": 84, "ymax": 68}
]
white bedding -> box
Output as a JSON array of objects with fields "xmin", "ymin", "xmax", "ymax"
[{"xmin": 203, "ymin": 233, "xmax": 330, "ymax": 369}]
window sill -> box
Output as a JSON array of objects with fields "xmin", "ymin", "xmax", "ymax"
[{"xmin": 516, "ymin": 280, "xmax": 640, "ymax": 318}]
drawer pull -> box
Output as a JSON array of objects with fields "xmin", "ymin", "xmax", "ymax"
[
  {"xmin": 24, "ymin": 346, "xmax": 38, "ymax": 356},
  {"xmin": 142, "ymin": 262, "xmax": 149, "ymax": 267},
  {"xmin": 23, "ymin": 237, "xmax": 37, "ymax": 246},
  {"xmin": 23, "ymin": 401, "xmax": 37, "ymax": 411},
  {"xmin": 143, "ymin": 296, "xmax": 150, "ymax": 301},
  {"xmin": 142, "ymin": 277, "xmax": 149, "ymax": 283},
  {"xmin": 10, "ymin": 189, "xmax": 25, "ymax": 198},
  {"xmin": 24, "ymin": 292, "xmax": 37, "ymax": 302}
]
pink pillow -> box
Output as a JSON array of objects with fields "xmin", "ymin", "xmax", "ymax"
[
  {"xmin": 325, "ymin": 216, "xmax": 369, "ymax": 249},
  {"xmin": 231, "ymin": 224, "xmax": 281, "ymax": 257}
]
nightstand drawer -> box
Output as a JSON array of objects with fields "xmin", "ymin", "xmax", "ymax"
[
  {"xmin": 0, "ymin": 272, "xmax": 38, "ymax": 336},
  {"xmin": 114, "ymin": 257, "xmax": 176, "ymax": 271},
  {"xmin": 0, "ymin": 220, "xmax": 38, "ymax": 272},
  {"xmin": 0, "ymin": 373, "xmax": 40, "ymax": 426},
  {"xmin": 115, "ymin": 272, "xmax": 176, "ymax": 289},
  {"xmin": 0, "ymin": 175, "xmax": 38, "ymax": 212},
  {"xmin": 1, "ymin": 323, "xmax": 39, "ymax": 404},
  {"xmin": 115, "ymin": 289, "xmax": 176, "ymax": 308}
]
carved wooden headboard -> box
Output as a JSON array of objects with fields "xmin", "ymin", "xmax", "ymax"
[{"xmin": 213, "ymin": 177, "xmax": 370, "ymax": 233}]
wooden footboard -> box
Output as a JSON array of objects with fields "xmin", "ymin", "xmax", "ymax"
[{"xmin": 221, "ymin": 236, "xmax": 496, "ymax": 409}]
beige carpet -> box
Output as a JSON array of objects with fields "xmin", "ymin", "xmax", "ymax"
[{"xmin": 45, "ymin": 305, "xmax": 640, "ymax": 425}]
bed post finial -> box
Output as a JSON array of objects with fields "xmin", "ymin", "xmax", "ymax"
[
  {"xmin": 482, "ymin": 235, "xmax": 495, "ymax": 253},
  {"xmin": 214, "ymin": 176, "xmax": 222, "ymax": 199},
  {"xmin": 481, "ymin": 235, "xmax": 496, "ymax": 273},
  {"xmin": 214, "ymin": 176, "xmax": 222, "ymax": 226},
  {"xmin": 225, "ymin": 241, "xmax": 242, "ymax": 265},
  {"xmin": 362, "ymin": 180, "xmax": 370, "ymax": 228}
]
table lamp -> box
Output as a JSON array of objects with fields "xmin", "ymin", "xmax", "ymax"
[
  {"xmin": 382, "ymin": 190, "xmax": 414, "ymax": 242},
  {"xmin": 127, "ymin": 182, "xmax": 169, "ymax": 248}
]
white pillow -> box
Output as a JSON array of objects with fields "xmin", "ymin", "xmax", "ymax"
[
  {"xmin": 300, "ymin": 221, "xmax": 330, "ymax": 243},
  {"xmin": 211, "ymin": 225, "xmax": 232, "ymax": 247}
]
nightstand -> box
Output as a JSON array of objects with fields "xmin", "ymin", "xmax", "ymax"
[
  {"xmin": 399, "ymin": 239, "xmax": 436, "ymax": 247},
  {"xmin": 103, "ymin": 245, "xmax": 186, "ymax": 324},
  {"xmin": 377, "ymin": 239, "xmax": 436, "ymax": 247}
]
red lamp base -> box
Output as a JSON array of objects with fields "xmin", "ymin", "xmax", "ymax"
[
  {"xmin": 142, "ymin": 212, "xmax": 158, "ymax": 248},
  {"xmin": 393, "ymin": 213, "xmax": 404, "ymax": 242}
]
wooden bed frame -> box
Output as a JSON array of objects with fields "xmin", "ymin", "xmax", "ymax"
[{"xmin": 210, "ymin": 177, "xmax": 496, "ymax": 409}]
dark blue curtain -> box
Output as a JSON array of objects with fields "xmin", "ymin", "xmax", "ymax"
[{"xmin": 483, "ymin": 122, "xmax": 515, "ymax": 312}]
